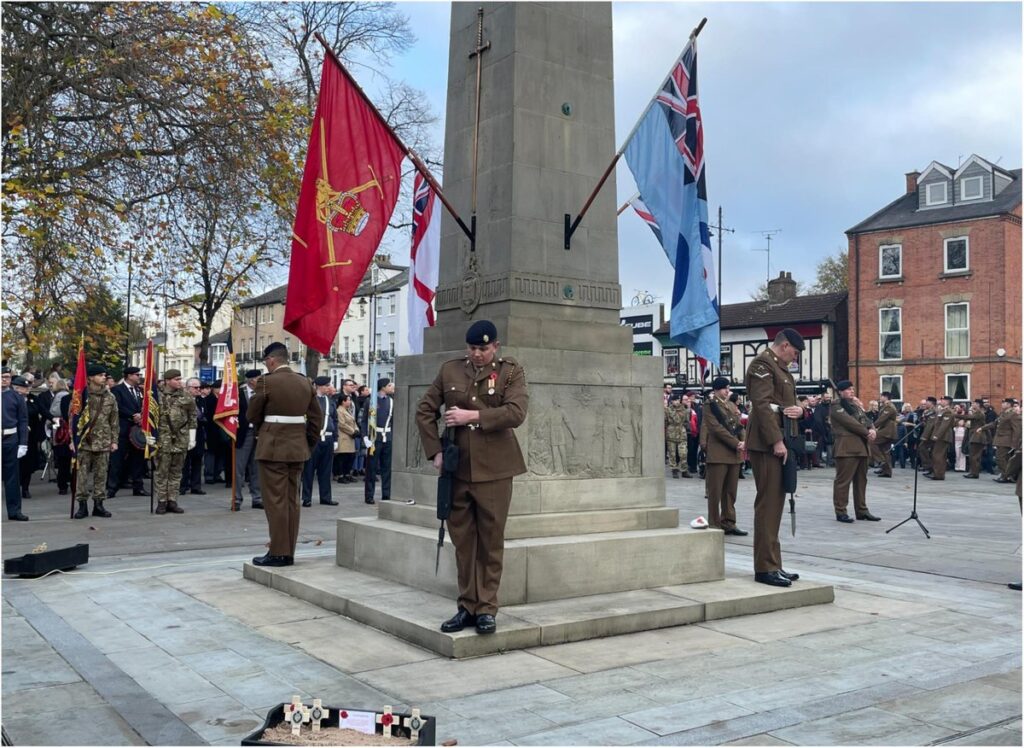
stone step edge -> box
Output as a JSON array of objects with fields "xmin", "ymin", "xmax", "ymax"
[{"xmin": 243, "ymin": 559, "xmax": 834, "ymax": 659}]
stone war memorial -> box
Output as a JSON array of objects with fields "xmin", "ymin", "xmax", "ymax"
[{"xmin": 245, "ymin": 1, "xmax": 832, "ymax": 658}]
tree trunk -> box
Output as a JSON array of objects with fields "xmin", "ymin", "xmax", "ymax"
[{"xmin": 304, "ymin": 349, "xmax": 321, "ymax": 379}]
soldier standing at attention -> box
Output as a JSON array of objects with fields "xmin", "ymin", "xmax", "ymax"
[
  {"xmin": 918, "ymin": 397, "xmax": 939, "ymax": 475},
  {"xmin": 416, "ymin": 320, "xmax": 528, "ymax": 635},
  {"xmin": 963, "ymin": 399, "xmax": 990, "ymax": 479},
  {"xmin": 74, "ymin": 365, "xmax": 119, "ymax": 519},
  {"xmin": 744, "ymin": 328, "xmax": 805, "ymax": 588},
  {"xmin": 926, "ymin": 396, "xmax": 956, "ymax": 480},
  {"xmin": 154, "ymin": 370, "xmax": 196, "ymax": 515},
  {"xmin": 301, "ymin": 375, "xmax": 339, "ymax": 507},
  {"xmin": 830, "ymin": 380, "xmax": 881, "ymax": 523},
  {"xmin": 247, "ymin": 342, "xmax": 322, "ymax": 567},
  {"xmin": 871, "ymin": 391, "xmax": 898, "ymax": 477},
  {"xmin": 664, "ymin": 397, "xmax": 689, "ymax": 479},
  {"xmin": 700, "ymin": 377, "xmax": 747, "ymax": 534},
  {"xmin": 986, "ymin": 399, "xmax": 1020, "ymax": 483},
  {"xmin": 2, "ymin": 370, "xmax": 30, "ymax": 521}
]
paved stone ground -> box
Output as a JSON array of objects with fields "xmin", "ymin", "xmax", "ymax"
[{"xmin": 2, "ymin": 464, "xmax": 1020, "ymax": 745}]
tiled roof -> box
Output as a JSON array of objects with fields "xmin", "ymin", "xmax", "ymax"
[
  {"xmin": 239, "ymin": 265, "xmax": 410, "ymax": 309},
  {"xmin": 654, "ymin": 292, "xmax": 847, "ymax": 335},
  {"xmin": 847, "ymin": 169, "xmax": 1021, "ymax": 234}
]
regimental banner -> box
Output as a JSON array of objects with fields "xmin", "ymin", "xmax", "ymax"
[
  {"xmin": 214, "ymin": 351, "xmax": 239, "ymax": 441},
  {"xmin": 285, "ymin": 56, "xmax": 405, "ymax": 354}
]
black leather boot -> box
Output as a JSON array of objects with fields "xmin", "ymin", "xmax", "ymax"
[
  {"xmin": 74, "ymin": 501, "xmax": 89, "ymax": 519},
  {"xmin": 92, "ymin": 500, "xmax": 112, "ymax": 518}
]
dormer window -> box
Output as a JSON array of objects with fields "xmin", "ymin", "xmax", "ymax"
[
  {"xmin": 925, "ymin": 182, "xmax": 948, "ymax": 206},
  {"xmin": 960, "ymin": 175, "xmax": 984, "ymax": 201}
]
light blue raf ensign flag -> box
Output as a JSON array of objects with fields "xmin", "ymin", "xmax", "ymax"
[{"xmin": 624, "ymin": 40, "xmax": 719, "ymax": 366}]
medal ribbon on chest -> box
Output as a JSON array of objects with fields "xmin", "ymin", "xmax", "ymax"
[{"xmin": 487, "ymin": 371, "xmax": 498, "ymax": 396}]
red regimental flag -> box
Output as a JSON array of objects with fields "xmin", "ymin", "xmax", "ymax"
[
  {"xmin": 285, "ymin": 56, "xmax": 405, "ymax": 354},
  {"xmin": 69, "ymin": 334, "xmax": 86, "ymax": 457},
  {"xmin": 214, "ymin": 352, "xmax": 239, "ymax": 441}
]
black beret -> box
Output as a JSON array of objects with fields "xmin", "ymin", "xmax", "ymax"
[
  {"xmin": 781, "ymin": 328, "xmax": 805, "ymax": 351},
  {"xmin": 199, "ymin": 381, "xmax": 213, "ymax": 388},
  {"xmin": 466, "ymin": 320, "xmax": 498, "ymax": 345},
  {"xmin": 212, "ymin": 380, "xmax": 222, "ymax": 388},
  {"xmin": 123, "ymin": 366, "xmax": 141, "ymax": 375},
  {"xmin": 245, "ymin": 369, "xmax": 262, "ymax": 379},
  {"xmin": 314, "ymin": 376, "xmax": 331, "ymax": 386},
  {"xmin": 262, "ymin": 341, "xmax": 288, "ymax": 358},
  {"xmin": 711, "ymin": 377, "xmax": 730, "ymax": 391},
  {"xmin": 10, "ymin": 376, "xmax": 28, "ymax": 387},
  {"xmin": 835, "ymin": 379, "xmax": 853, "ymax": 391},
  {"xmin": 87, "ymin": 364, "xmax": 107, "ymax": 377},
  {"xmin": 377, "ymin": 377, "xmax": 391, "ymax": 392}
]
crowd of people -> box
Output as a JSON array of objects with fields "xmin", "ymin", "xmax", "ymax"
[{"xmin": 0, "ymin": 360, "xmax": 399, "ymax": 521}]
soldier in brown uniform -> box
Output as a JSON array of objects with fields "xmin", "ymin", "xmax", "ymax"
[
  {"xmin": 700, "ymin": 377, "xmax": 747, "ymax": 534},
  {"xmin": 983, "ymin": 399, "xmax": 1020, "ymax": 482},
  {"xmin": 830, "ymin": 380, "xmax": 881, "ymax": 523},
  {"xmin": 247, "ymin": 342, "xmax": 323, "ymax": 567},
  {"xmin": 926, "ymin": 396, "xmax": 957, "ymax": 480},
  {"xmin": 744, "ymin": 329, "xmax": 805, "ymax": 588},
  {"xmin": 918, "ymin": 398, "xmax": 938, "ymax": 474},
  {"xmin": 416, "ymin": 320, "xmax": 528, "ymax": 635},
  {"xmin": 74, "ymin": 364, "xmax": 119, "ymax": 519},
  {"xmin": 963, "ymin": 399, "xmax": 990, "ymax": 479},
  {"xmin": 871, "ymin": 391, "xmax": 899, "ymax": 477}
]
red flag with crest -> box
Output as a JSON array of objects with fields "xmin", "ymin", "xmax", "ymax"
[
  {"xmin": 285, "ymin": 56, "xmax": 405, "ymax": 354},
  {"xmin": 214, "ymin": 351, "xmax": 239, "ymax": 441}
]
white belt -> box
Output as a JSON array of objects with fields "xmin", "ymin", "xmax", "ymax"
[
  {"xmin": 2, "ymin": 428, "xmax": 17, "ymax": 436},
  {"xmin": 265, "ymin": 415, "xmax": 306, "ymax": 424},
  {"xmin": 769, "ymin": 404, "xmax": 781, "ymax": 413}
]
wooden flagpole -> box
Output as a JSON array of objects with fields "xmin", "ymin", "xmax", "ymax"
[{"xmin": 564, "ymin": 17, "xmax": 707, "ymax": 250}]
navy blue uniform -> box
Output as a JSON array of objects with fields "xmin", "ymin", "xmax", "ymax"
[
  {"xmin": 3, "ymin": 389, "xmax": 29, "ymax": 518},
  {"xmin": 301, "ymin": 393, "xmax": 338, "ymax": 505}
]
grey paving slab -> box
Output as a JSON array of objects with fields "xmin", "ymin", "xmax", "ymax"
[
  {"xmin": 544, "ymin": 666, "xmax": 659, "ymax": 700},
  {"xmin": 2, "ymin": 704, "xmax": 146, "ymax": 746},
  {"xmin": 941, "ymin": 723, "xmax": 1023, "ymax": 746},
  {"xmin": 769, "ymin": 705, "xmax": 950, "ymax": 745},
  {"xmin": 722, "ymin": 735, "xmax": 795, "ymax": 745},
  {"xmin": 0, "ymin": 651, "xmax": 83, "ymax": 692},
  {"xmin": 171, "ymin": 695, "xmax": 267, "ymax": 744},
  {"xmin": 513, "ymin": 715, "xmax": 659, "ymax": 746},
  {"xmin": 193, "ymin": 585, "xmax": 337, "ymax": 627},
  {"xmin": 177, "ymin": 648, "xmax": 265, "ymax": 681},
  {"xmin": 437, "ymin": 683, "xmax": 572, "ymax": 718},
  {"xmin": 358, "ymin": 651, "xmax": 578, "ymax": 703},
  {"xmin": 974, "ymin": 668, "xmax": 1023, "ymax": 693},
  {"xmin": 442, "ymin": 707, "xmax": 559, "ymax": 745},
  {"xmin": 0, "ymin": 681, "xmax": 107, "ymax": 717},
  {"xmin": 531, "ymin": 691, "xmax": 665, "ymax": 727},
  {"xmin": 698, "ymin": 603, "xmax": 878, "ymax": 643},
  {"xmin": 876, "ymin": 681, "xmax": 1022, "ymax": 732},
  {"xmin": 621, "ymin": 696, "xmax": 755, "ymax": 736}
]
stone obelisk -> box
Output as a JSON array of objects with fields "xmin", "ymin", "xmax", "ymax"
[{"xmin": 338, "ymin": 1, "xmax": 721, "ymax": 605}]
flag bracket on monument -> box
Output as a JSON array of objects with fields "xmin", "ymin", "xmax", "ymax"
[{"xmin": 562, "ymin": 17, "xmax": 707, "ymax": 251}]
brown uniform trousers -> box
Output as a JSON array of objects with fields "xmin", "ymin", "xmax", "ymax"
[
  {"xmin": 700, "ymin": 398, "xmax": 744, "ymax": 530},
  {"xmin": 966, "ymin": 410, "xmax": 989, "ymax": 476},
  {"xmin": 871, "ymin": 402, "xmax": 898, "ymax": 476},
  {"xmin": 248, "ymin": 365, "xmax": 322, "ymax": 558},
  {"xmin": 416, "ymin": 356, "xmax": 528, "ymax": 617},
  {"xmin": 929, "ymin": 411, "xmax": 956, "ymax": 480},
  {"xmin": 831, "ymin": 401, "xmax": 873, "ymax": 516},
  {"xmin": 744, "ymin": 349, "xmax": 796, "ymax": 574},
  {"xmin": 983, "ymin": 410, "xmax": 1021, "ymax": 479}
]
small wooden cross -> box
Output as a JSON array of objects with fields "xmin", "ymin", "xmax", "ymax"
[
  {"xmin": 309, "ymin": 699, "xmax": 330, "ymax": 733},
  {"xmin": 284, "ymin": 695, "xmax": 310, "ymax": 736},
  {"xmin": 403, "ymin": 708, "xmax": 425, "ymax": 740},
  {"xmin": 376, "ymin": 705, "xmax": 396, "ymax": 737}
]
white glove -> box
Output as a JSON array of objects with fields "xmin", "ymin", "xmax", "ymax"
[
  {"xmin": 146, "ymin": 435, "xmax": 157, "ymax": 447},
  {"xmin": 188, "ymin": 429, "xmax": 196, "ymax": 451},
  {"xmin": 17, "ymin": 445, "xmax": 28, "ymax": 459},
  {"xmin": 363, "ymin": 436, "xmax": 373, "ymax": 450}
]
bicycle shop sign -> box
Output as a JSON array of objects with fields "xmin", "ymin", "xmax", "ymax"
[{"xmin": 620, "ymin": 315, "xmax": 654, "ymax": 334}]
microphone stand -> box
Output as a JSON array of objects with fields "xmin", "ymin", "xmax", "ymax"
[{"xmin": 886, "ymin": 418, "xmax": 930, "ymax": 539}]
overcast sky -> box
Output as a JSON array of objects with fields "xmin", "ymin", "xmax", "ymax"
[{"xmin": 366, "ymin": 1, "xmax": 1022, "ymax": 306}]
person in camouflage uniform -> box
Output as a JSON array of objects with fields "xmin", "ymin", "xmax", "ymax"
[
  {"xmin": 75, "ymin": 364, "xmax": 119, "ymax": 519},
  {"xmin": 664, "ymin": 398, "xmax": 690, "ymax": 479},
  {"xmin": 154, "ymin": 369, "xmax": 196, "ymax": 514}
]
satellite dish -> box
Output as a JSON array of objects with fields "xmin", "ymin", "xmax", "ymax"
[{"xmin": 996, "ymin": 348, "xmax": 1007, "ymax": 357}]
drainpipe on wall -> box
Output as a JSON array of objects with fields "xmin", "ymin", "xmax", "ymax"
[{"xmin": 854, "ymin": 233, "xmax": 861, "ymax": 392}]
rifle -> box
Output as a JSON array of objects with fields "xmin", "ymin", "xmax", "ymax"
[
  {"xmin": 782, "ymin": 412, "xmax": 801, "ymax": 537},
  {"xmin": 435, "ymin": 426, "xmax": 459, "ymax": 575}
]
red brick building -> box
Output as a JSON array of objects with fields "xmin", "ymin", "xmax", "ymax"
[{"xmin": 846, "ymin": 155, "xmax": 1021, "ymax": 404}]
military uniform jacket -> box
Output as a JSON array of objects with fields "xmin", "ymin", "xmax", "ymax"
[
  {"xmin": 744, "ymin": 348, "xmax": 796, "ymax": 452},
  {"xmin": 919, "ymin": 409, "xmax": 937, "ymax": 440},
  {"xmin": 79, "ymin": 382, "xmax": 119, "ymax": 452},
  {"xmin": 2, "ymin": 389, "xmax": 28, "ymax": 446},
  {"xmin": 665, "ymin": 406, "xmax": 687, "ymax": 441},
  {"xmin": 248, "ymin": 365, "xmax": 323, "ymax": 464},
  {"xmin": 830, "ymin": 400, "xmax": 872, "ymax": 457},
  {"xmin": 874, "ymin": 402, "xmax": 899, "ymax": 440},
  {"xmin": 700, "ymin": 397, "xmax": 744, "ymax": 464},
  {"xmin": 157, "ymin": 384, "xmax": 197, "ymax": 453},
  {"xmin": 416, "ymin": 356, "xmax": 528, "ymax": 483},
  {"xmin": 982, "ymin": 410, "xmax": 1020, "ymax": 448},
  {"xmin": 967, "ymin": 410, "xmax": 990, "ymax": 445},
  {"xmin": 931, "ymin": 409, "xmax": 956, "ymax": 443}
]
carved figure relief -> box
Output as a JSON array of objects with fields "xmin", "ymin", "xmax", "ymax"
[{"xmin": 527, "ymin": 386, "xmax": 641, "ymax": 477}]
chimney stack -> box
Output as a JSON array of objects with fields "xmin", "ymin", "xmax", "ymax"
[
  {"xmin": 767, "ymin": 271, "xmax": 798, "ymax": 304},
  {"xmin": 905, "ymin": 171, "xmax": 920, "ymax": 194}
]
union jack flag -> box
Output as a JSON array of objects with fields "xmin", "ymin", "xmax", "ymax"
[
  {"xmin": 655, "ymin": 44, "xmax": 704, "ymax": 188},
  {"xmin": 628, "ymin": 195, "xmax": 663, "ymax": 246},
  {"xmin": 407, "ymin": 172, "xmax": 440, "ymax": 354}
]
